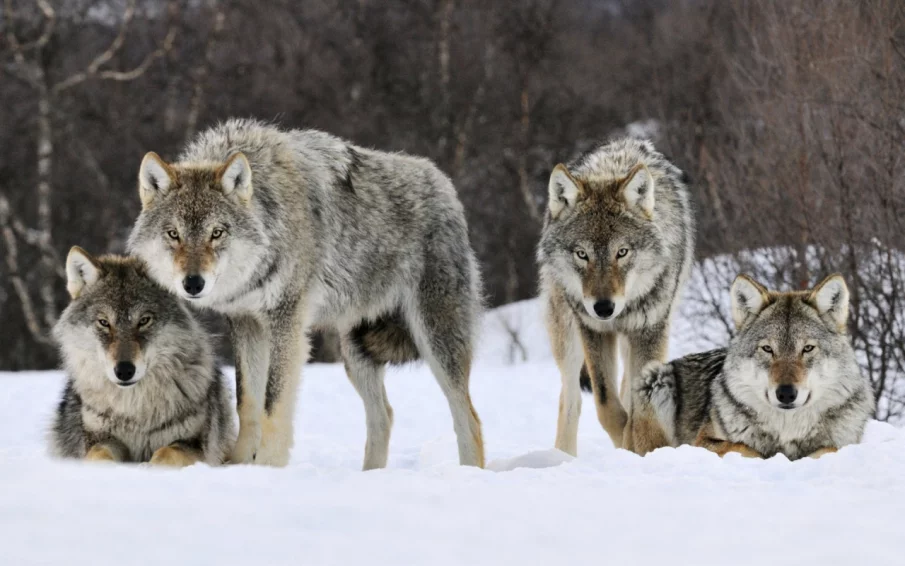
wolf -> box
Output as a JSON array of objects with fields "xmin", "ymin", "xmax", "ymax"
[
  {"xmin": 537, "ymin": 138, "xmax": 694, "ymax": 456},
  {"xmin": 128, "ymin": 119, "xmax": 484, "ymax": 469},
  {"xmin": 50, "ymin": 248, "xmax": 235, "ymax": 466},
  {"xmin": 633, "ymin": 274, "xmax": 875, "ymax": 459}
]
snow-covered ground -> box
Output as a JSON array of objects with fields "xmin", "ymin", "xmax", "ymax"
[{"xmin": 1, "ymin": 299, "xmax": 904, "ymax": 565}]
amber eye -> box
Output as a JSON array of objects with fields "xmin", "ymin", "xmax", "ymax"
[
  {"xmin": 575, "ymin": 249, "xmax": 589, "ymax": 261},
  {"xmin": 138, "ymin": 315, "xmax": 152, "ymax": 328},
  {"xmin": 761, "ymin": 345, "xmax": 773, "ymax": 354},
  {"xmin": 802, "ymin": 345, "xmax": 815, "ymax": 354},
  {"xmin": 166, "ymin": 230, "xmax": 179, "ymax": 240},
  {"xmin": 616, "ymin": 248, "xmax": 629, "ymax": 258},
  {"xmin": 97, "ymin": 319, "xmax": 110, "ymax": 328},
  {"xmin": 211, "ymin": 228, "xmax": 224, "ymax": 240}
]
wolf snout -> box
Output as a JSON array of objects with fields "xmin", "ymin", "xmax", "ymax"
[
  {"xmin": 776, "ymin": 384, "xmax": 797, "ymax": 407},
  {"xmin": 182, "ymin": 274, "xmax": 206, "ymax": 296},
  {"xmin": 593, "ymin": 299, "xmax": 615, "ymax": 319},
  {"xmin": 114, "ymin": 361, "xmax": 136, "ymax": 383}
]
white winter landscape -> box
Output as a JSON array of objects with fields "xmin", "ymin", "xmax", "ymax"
[{"xmin": 1, "ymin": 297, "xmax": 904, "ymax": 565}]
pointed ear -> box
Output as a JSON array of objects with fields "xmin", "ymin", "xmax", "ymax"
[
  {"xmin": 66, "ymin": 246, "xmax": 102, "ymax": 299},
  {"xmin": 620, "ymin": 163, "xmax": 655, "ymax": 217},
  {"xmin": 139, "ymin": 152, "xmax": 175, "ymax": 208},
  {"xmin": 218, "ymin": 153, "xmax": 253, "ymax": 203},
  {"xmin": 731, "ymin": 274, "xmax": 770, "ymax": 330},
  {"xmin": 808, "ymin": 274, "xmax": 849, "ymax": 332},
  {"xmin": 548, "ymin": 164, "xmax": 582, "ymax": 219}
]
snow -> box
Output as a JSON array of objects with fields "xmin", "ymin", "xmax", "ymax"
[{"xmin": 2, "ymin": 299, "xmax": 904, "ymax": 565}]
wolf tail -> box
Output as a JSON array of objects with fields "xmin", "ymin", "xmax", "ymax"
[{"xmin": 579, "ymin": 365, "xmax": 593, "ymax": 393}]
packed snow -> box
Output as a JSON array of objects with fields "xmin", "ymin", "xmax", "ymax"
[{"xmin": 1, "ymin": 298, "xmax": 904, "ymax": 565}]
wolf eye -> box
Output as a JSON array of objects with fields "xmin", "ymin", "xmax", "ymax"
[
  {"xmin": 574, "ymin": 249, "xmax": 589, "ymax": 261},
  {"xmin": 97, "ymin": 319, "xmax": 110, "ymax": 328},
  {"xmin": 166, "ymin": 230, "xmax": 179, "ymax": 240},
  {"xmin": 211, "ymin": 228, "xmax": 224, "ymax": 240},
  {"xmin": 616, "ymin": 248, "xmax": 629, "ymax": 258},
  {"xmin": 802, "ymin": 345, "xmax": 815, "ymax": 353},
  {"xmin": 761, "ymin": 345, "xmax": 773, "ymax": 354},
  {"xmin": 138, "ymin": 315, "xmax": 152, "ymax": 328}
]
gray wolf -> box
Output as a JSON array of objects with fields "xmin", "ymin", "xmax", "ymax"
[
  {"xmin": 128, "ymin": 119, "xmax": 484, "ymax": 469},
  {"xmin": 633, "ymin": 273, "xmax": 875, "ymax": 459},
  {"xmin": 50, "ymin": 248, "xmax": 235, "ymax": 466},
  {"xmin": 537, "ymin": 138, "xmax": 694, "ymax": 455}
]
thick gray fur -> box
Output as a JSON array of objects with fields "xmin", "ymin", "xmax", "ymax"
[
  {"xmin": 50, "ymin": 254, "xmax": 234, "ymax": 465},
  {"xmin": 128, "ymin": 119, "xmax": 484, "ymax": 468}
]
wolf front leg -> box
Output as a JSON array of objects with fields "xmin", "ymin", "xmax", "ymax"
[
  {"xmin": 693, "ymin": 424, "xmax": 762, "ymax": 459},
  {"xmin": 579, "ymin": 327, "xmax": 627, "ymax": 449},
  {"xmin": 622, "ymin": 324, "xmax": 670, "ymax": 454},
  {"xmin": 228, "ymin": 314, "xmax": 271, "ymax": 464},
  {"xmin": 547, "ymin": 305, "xmax": 584, "ymax": 456},
  {"xmin": 255, "ymin": 299, "xmax": 308, "ymax": 467}
]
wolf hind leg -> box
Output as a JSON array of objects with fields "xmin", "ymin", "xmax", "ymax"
[
  {"xmin": 341, "ymin": 334, "xmax": 394, "ymax": 470},
  {"xmin": 406, "ymin": 299, "xmax": 484, "ymax": 467},
  {"xmin": 630, "ymin": 361, "xmax": 676, "ymax": 455}
]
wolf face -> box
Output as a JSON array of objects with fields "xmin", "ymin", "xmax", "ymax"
[
  {"xmin": 54, "ymin": 248, "xmax": 198, "ymax": 388},
  {"xmin": 726, "ymin": 273, "xmax": 857, "ymax": 412},
  {"xmin": 541, "ymin": 162, "xmax": 666, "ymax": 321},
  {"xmin": 127, "ymin": 152, "xmax": 269, "ymax": 305}
]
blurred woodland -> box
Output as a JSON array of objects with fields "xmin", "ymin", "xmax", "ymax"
[{"xmin": 2, "ymin": 0, "xmax": 904, "ymax": 418}]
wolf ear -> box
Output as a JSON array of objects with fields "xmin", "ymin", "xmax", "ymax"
[
  {"xmin": 548, "ymin": 164, "xmax": 582, "ymax": 219},
  {"xmin": 808, "ymin": 274, "xmax": 849, "ymax": 332},
  {"xmin": 620, "ymin": 163, "xmax": 655, "ymax": 218},
  {"xmin": 66, "ymin": 246, "xmax": 102, "ymax": 299},
  {"xmin": 218, "ymin": 153, "xmax": 253, "ymax": 203},
  {"xmin": 139, "ymin": 152, "xmax": 175, "ymax": 208},
  {"xmin": 731, "ymin": 274, "xmax": 770, "ymax": 330}
]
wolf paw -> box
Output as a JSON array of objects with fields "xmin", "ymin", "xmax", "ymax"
[
  {"xmin": 150, "ymin": 446, "xmax": 199, "ymax": 468},
  {"xmin": 229, "ymin": 423, "xmax": 262, "ymax": 464},
  {"xmin": 84, "ymin": 445, "xmax": 117, "ymax": 463}
]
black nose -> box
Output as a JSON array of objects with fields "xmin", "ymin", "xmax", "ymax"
[
  {"xmin": 114, "ymin": 361, "xmax": 136, "ymax": 382},
  {"xmin": 593, "ymin": 299, "xmax": 615, "ymax": 318},
  {"xmin": 182, "ymin": 275, "xmax": 205, "ymax": 296},
  {"xmin": 776, "ymin": 384, "xmax": 798, "ymax": 405}
]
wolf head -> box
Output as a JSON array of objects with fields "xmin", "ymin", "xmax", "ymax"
[
  {"xmin": 539, "ymin": 157, "xmax": 664, "ymax": 321},
  {"xmin": 725, "ymin": 273, "xmax": 860, "ymax": 411},
  {"xmin": 127, "ymin": 151, "xmax": 269, "ymax": 304},
  {"xmin": 54, "ymin": 248, "xmax": 201, "ymax": 388}
]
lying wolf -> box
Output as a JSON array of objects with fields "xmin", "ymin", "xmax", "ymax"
[
  {"xmin": 633, "ymin": 274, "xmax": 875, "ymax": 459},
  {"xmin": 50, "ymin": 248, "xmax": 234, "ymax": 466}
]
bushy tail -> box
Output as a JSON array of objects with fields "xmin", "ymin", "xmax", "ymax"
[{"xmin": 579, "ymin": 364, "xmax": 592, "ymax": 392}]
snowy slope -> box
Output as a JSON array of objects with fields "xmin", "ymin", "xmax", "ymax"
[{"xmin": 1, "ymin": 299, "xmax": 904, "ymax": 565}]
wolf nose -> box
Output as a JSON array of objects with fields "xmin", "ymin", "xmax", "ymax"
[
  {"xmin": 776, "ymin": 384, "xmax": 798, "ymax": 405},
  {"xmin": 114, "ymin": 361, "xmax": 136, "ymax": 382},
  {"xmin": 593, "ymin": 299, "xmax": 615, "ymax": 318},
  {"xmin": 182, "ymin": 275, "xmax": 205, "ymax": 296}
]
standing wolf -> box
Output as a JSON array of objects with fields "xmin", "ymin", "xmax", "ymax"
[
  {"xmin": 633, "ymin": 274, "xmax": 875, "ymax": 459},
  {"xmin": 128, "ymin": 119, "xmax": 484, "ymax": 468},
  {"xmin": 50, "ymin": 248, "xmax": 235, "ymax": 466},
  {"xmin": 538, "ymin": 138, "xmax": 694, "ymax": 455}
]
